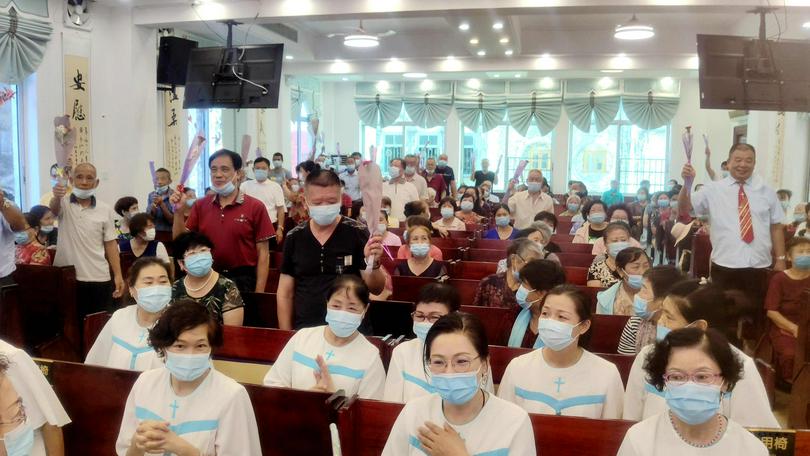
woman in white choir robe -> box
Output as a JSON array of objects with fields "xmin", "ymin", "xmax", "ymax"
[
  {"xmin": 86, "ymin": 257, "xmax": 170, "ymax": 371},
  {"xmin": 623, "ymin": 280, "xmax": 779, "ymax": 428},
  {"xmin": 116, "ymin": 299, "xmax": 261, "ymax": 456},
  {"xmin": 0, "ymin": 340, "xmax": 70, "ymax": 456},
  {"xmin": 384, "ymin": 283, "xmax": 494, "ymax": 403},
  {"xmin": 264, "ymin": 275, "xmax": 385, "ymax": 399},
  {"xmin": 498, "ymin": 285, "xmax": 625, "ymax": 419},
  {"xmin": 618, "ymin": 327, "xmax": 768, "ymax": 455},
  {"xmin": 382, "ymin": 312, "xmax": 535, "ymax": 456}
]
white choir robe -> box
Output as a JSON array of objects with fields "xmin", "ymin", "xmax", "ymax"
[
  {"xmin": 85, "ymin": 305, "xmax": 163, "ymax": 371},
  {"xmin": 617, "ymin": 412, "xmax": 768, "ymax": 456},
  {"xmin": 0, "ymin": 339, "xmax": 71, "ymax": 456},
  {"xmin": 623, "ymin": 344, "xmax": 780, "ymax": 428},
  {"xmin": 382, "ymin": 393, "xmax": 536, "ymax": 456},
  {"xmin": 383, "ymin": 338, "xmax": 495, "ymax": 403},
  {"xmin": 498, "ymin": 348, "xmax": 624, "ymax": 419},
  {"xmin": 263, "ymin": 326, "xmax": 385, "ymax": 399},
  {"xmin": 115, "ymin": 367, "xmax": 261, "ymax": 456}
]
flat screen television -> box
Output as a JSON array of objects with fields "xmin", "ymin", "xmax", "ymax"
[{"xmin": 183, "ymin": 44, "xmax": 284, "ymax": 109}]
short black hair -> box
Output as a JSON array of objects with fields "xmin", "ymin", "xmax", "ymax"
[
  {"xmin": 128, "ymin": 212, "xmax": 154, "ymax": 238},
  {"xmin": 155, "ymin": 167, "xmax": 171, "ymax": 178},
  {"xmin": 544, "ymin": 284, "xmax": 592, "ymax": 347},
  {"xmin": 114, "ymin": 196, "xmax": 139, "ymax": 216},
  {"xmin": 149, "ymin": 299, "xmax": 223, "ymax": 357},
  {"xmin": 787, "ymin": 236, "xmax": 810, "ymax": 253},
  {"xmin": 328, "ymin": 275, "xmax": 370, "ymax": 308},
  {"xmin": 305, "ymin": 168, "xmax": 341, "ymax": 188},
  {"xmin": 208, "ymin": 149, "xmax": 243, "ymax": 170},
  {"xmin": 28, "ymin": 205, "xmax": 51, "ymax": 226},
  {"xmin": 643, "ymin": 266, "xmax": 685, "ymax": 299},
  {"xmin": 582, "ymin": 199, "xmax": 607, "ymax": 220},
  {"xmin": 424, "ymin": 312, "xmax": 489, "ymax": 364},
  {"xmin": 174, "ymin": 231, "xmax": 214, "ymax": 259},
  {"xmin": 608, "ymin": 203, "xmax": 636, "ymax": 229},
  {"xmin": 665, "ymin": 280, "xmax": 747, "ymax": 344},
  {"xmin": 272, "ymin": 152, "xmax": 283, "ymax": 160},
  {"xmin": 254, "ymin": 157, "xmax": 271, "ymax": 167},
  {"xmin": 404, "ymin": 200, "xmax": 428, "ymax": 218},
  {"xmin": 127, "ymin": 256, "xmax": 172, "ymax": 288},
  {"xmin": 439, "ymin": 197, "xmax": 457, "ymax": 211},
  {"xmin": 23, "ymin": 212, "xmax": 36, "ymax": 229},
  {"xmin": 296, "ymin": 160, "xmax": 320, "ymax": 174},
  {"xmin": 417, "ymin": 283, "xmax": 461, "ymax": 312},
  {"xmin": 534, "ymin": 211, "xmax": 558, "ymax": 230},
  {"xmin": 728, "ymin": 143, "xmax": 756, "ymax": 157},
  {"xmin": 616, "ymin": 247, "xmax": 650, "ymax": 270},
  {"xmin": 644, "ymin": 327, "xmax": 743, "ymax": 392},
  {"xmin": 519, "ymin": 259, "xmax": 566, "ymax": 292},
  {"xmin": 604, "ymin": 221, "xmax": 631, "ymax": 240},
  {"xmin": 777, "ymin": 189, "xmax": 792, "ymax": 199}
]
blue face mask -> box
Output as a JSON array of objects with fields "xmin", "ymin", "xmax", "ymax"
[
  {"xmin": 213, "ymin": 180, "xmax": 236, "ymax": 196},
  {"xmin": 589, "ymin": 213, "xmax": 606, "ymax": 224},
  {"xmin": 272, "ymin": 160, "xmax": 283, "ymax": 168},
  {"xmin": 2, "ymin": 421, "xmax": 34, "ymax": 456},
  {"xmin": 633, "ymin": 295, "xmax": 651, "ymax": 318},
  {"xmin": 72, "ymin": 187, "xmax": 95, "ymax": 200},
  {"xmin": 388, "ymin": 167, "xmax": 401, "ymax": 179},
  {"xmin": 460, "ymin": 201, "xmax": 474, "ymax": 212},
  {"xmin": 185, "ymin": 198, "xmax": 196, "ymax": 208},
  {"xmin": 412, "ymin": 321, "xmax": 432, "ymax": 342},
  {"xmin": 325, "ymin": 308, "xmax": 363, "ymax": 338},
  {"xmin": 794, "ymin": 213, "xmax": 807, "ymax": 223},
  {"xmin": 437, "ymin": 160, "xmax": 448, "ymax": 168},
  {"xmin": 253, "ymin": 169, "xmax": 269, "ymax": 181},
  {"xmin": 184, "ymin": 251, "xmax": 213, "ymax": 277},
  {"xmin": 309, "ymin": 203, "xmax": 341, "ymax": 226},
  {"xmin": 608, "ymin": 241, "xmax": 630, "ymax": 258},
  {"xmin": 526, "ymin": 182, "xmax": 543, "ymax": 193},
  {"xmin": 430, "ymin": 369, "xmax": 481, "ymax": 405},
  {"xmin": 658, "ymin": 199, "xmax": 670, "ymax": 208},
  {"xmin": 567, "ymin": 204, "xmax": 579, "ymax": 213},
  {"xmin": 794, "ymin": 255, "xmax": 810, "ymax": 270},
  {"xmin": 135, "ymin": 285, "xmax": 172, "ymax": 313},
  {"xmin": 626, "ymin": 274, "xmax": 644, "ymax": 290},
  {"xmin": 656, "ymin": 324, "xmax": 671, "ymax": 341},
  {"xmin": 665, "ymin": 382, "xmax": 722, "ymax": 425},
  {"xmin": 377, "ymin": 223, "xmax": 387, "ymax": 235},
  {"xmin": 13, "ymin": 232, "xmax": 30, "ymax": 245},
  {"xmin": 156, "ymin": 185, "xmax": 170, "ymax": 194},
  {"xmin": 410, "ymin": 243, "xmax": 430, "ymax": 258},
  {"xmin": 441, "ymin": 207, "xmax": 455, "ymax": 219},
  {"xmin": 40, "ymin": 225, "xmax": 54, "ymax": 234},
  {"xmin": 538, "ymin": 318, "xmax": 581, "ymax": 351},
  {"xmin": 165, "ymin": 351, "xmax": 211, "ymax": 381},
  {"xmin": 515, "ymin": 285, "xmax": 536, "ymax": 310},
  {"xmin": 670, "ymin": 201, "xmax": 679, "ymax": 211},
  {"xmin": 495, "ymin": 216, "xmax": 511, "ymax": 227}
]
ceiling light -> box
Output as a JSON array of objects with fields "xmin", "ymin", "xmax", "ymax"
[
  {"xmin": 341, "ymin": 77, "xmax": 349, "ymax": 81},
  {"xmin": 466, "ymin": 78, "xmax": 481, "ymax": 89},
  {"xmin": 344, "ymin": 34, "xmax": 379, "ymax": 48},
  {"xmin": 493, "ymin": 74, "xmax": 500, "ymax": 78},
  {"xmin": 386, "ymin": 58, "xmax": 405, "ymax": 72},
  {"xmin": 598, "ymin": 77, "xmax": 614, "ymax": 89},
  {"xmin": 459, "ymin": 23, "xmax": 470, "ymax": 31},
  {"xmin": 660, "ymin": 76, "xmax": 675, "ymax": 89},
  {"xmin": 477, "ymin": 50, "xmax": 486, "ymax": 56},
  {"xmin": 420, "ymin": 79, "xmax": 435, "ymax": 91},
  {"xmin": 492, "ymin": 22, "xmax": 504, "ymax": 30},
  {"xmin": 614, "ymin": 14, "xmax": 655, "ymax": 40},
  {"xmin": 505, "ymin": 49, "xmax": 513, "ymax": 56},
  {"xmin": 375, "ymin": 81, "xmax": 390, "ymax": 92},
  {"xmin": 499, "ymin": 37, "xmax": 509, "ymax": 44},
  {"xmin": 285, "ymin": 55, "xmax": 294, "ymax": 60},
  {"xmin": 535, "ymin": 53, "xmax": 556, "ymax": 70},
  {"xmin": 686, "ymin": 55, "xmax": 700, "ymax": 69},
  {"xmin": 803, "ymin": 21, "xmax": 810, "ymax": 29},
  {"xmin": 540, "ymin": 77, "xmax": 554, "ymax": 89},
  {"xmin": 514, "ymin": 73, "xmax": 522, "ymax": 78},
  {"xmin": 600, "ymin": 69, "xmax": 623, "ymax": 73},
  {"xmin": 403, "ymin": 72, "xmax": 427, "ymax": 78},
  {"xmin": 469, "ymin": 38, "xmax": 479, "ymax": 45}
]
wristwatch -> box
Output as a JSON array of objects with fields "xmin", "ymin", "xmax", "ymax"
[{"xmin": 777, "ymin": 255, "xmax": 786, "ymax": 261}]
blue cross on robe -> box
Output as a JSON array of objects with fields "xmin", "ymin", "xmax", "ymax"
[
  {"xmin": 554, "ymin": 377, "xmax": 565, "ymax": 393},
  {"xmin": 325, "ymin": 350, "xmax": 335, "ymax": 361},
  {"xmin": 138, "ymin": 331, "xmax": 147, "ymax": 344},
  {"xmin": 169, "ymin": 400, "xmax": 180, "ymax": 419}
]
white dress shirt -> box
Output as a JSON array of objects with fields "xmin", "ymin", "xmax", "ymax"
[
  {"xmin": 339, "ymin": 170, "xmax": 362, "ymax": 201},
  {"xmin": 692, "ymin": 175, "xmax": 782, "ymax": 269},
  {"xmin": 383, "ymin": 180, "xmax": 420, "ymax": 222},
  {"xmin": 405, "ymin": 173, "xmax": 429, "ymax": 200},
  {"xmin": 507, "ymin": 190, "xmax": 554, "ymax": 230},
  {"xmin": 241, "ymin": 178, "xmax": 287, "ymax": 223}
]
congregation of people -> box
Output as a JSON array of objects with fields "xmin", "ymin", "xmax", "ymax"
[{"xmin": 0, "ymin": 140, "xmax": 806, "ymax": 455}]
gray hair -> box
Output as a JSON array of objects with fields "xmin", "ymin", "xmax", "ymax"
[
  {"xmin": 528, "ymin": 221, "xmax": 553, "ymax": 243},
  {"xmin": 506, "ymin": 238, "xmax": 546, "ymax": 268}
]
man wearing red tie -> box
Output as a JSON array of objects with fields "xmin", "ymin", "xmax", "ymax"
[{"xmin": 679, "ymin": 143, "xmax": 785, "ymax": 329}]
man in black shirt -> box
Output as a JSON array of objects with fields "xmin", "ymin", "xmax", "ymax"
[
  {"xmin": 436, "ymin": 153, "xmax": 457, "ymax": 199},
  {"xmin": 278, "ymin": 168, "xmax": 385, "ymax": 329},
  {"xmin": 471, "ymin": 158, "xmax": 496, "ymax": 187}
]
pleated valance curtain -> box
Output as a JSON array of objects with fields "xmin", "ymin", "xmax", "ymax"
[
  {"xmin": 0, "ymin": 7, "xmax": 53, "ymax": 84},
  {"xmin": 563, "ymin": 78, "xmax": 621, "ymax": 133},
  {"xmin": 454, "ymin": 80, "xmax": 506, "ymax": 133},
  {"xmin": 506, "ymin": 79, "xmax": 562, "ymax": 135},
  {"xmin": 402, "ymin": 80, "xmax": 453, "ymax": 128},
  {"xmin": 355, "ymin": 81, "xmax": 402, "ymax": 128},
  {"xmin": 621, "ymin": 79, "xmax": 681, "ymax": 130}
]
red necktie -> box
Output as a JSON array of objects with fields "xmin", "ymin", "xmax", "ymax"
[{"xmin": 738, "ymin": 183, "xmax": 754, "ymax": 244}]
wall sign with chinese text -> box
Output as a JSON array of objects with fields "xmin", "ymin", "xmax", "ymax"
[
  {"xmin": 63, "ymin": 54, "xmax": 91, "ymax": 164},
  {"xmin": 163, "ymin": 88, "xmax": 185, "ymax": 179},
  {"xmin": 33, "ymin": 358, "xmax": 54, "ymax": 386},
  {"xmin": 749, "ymin": 429, "xmax": 795, "ymax": 456}
]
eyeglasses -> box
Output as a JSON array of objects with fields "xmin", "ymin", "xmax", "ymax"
[
  {"xmin": 428, "ymin": 356, "xmax": 480, "ymax": 372},
  {"xmin": 411, "ymin": 312, "xmax": 445, "ymax": 323},
  {"xmin": 663, "ymin": 371, "xmax": 723, "ymax": 386}
]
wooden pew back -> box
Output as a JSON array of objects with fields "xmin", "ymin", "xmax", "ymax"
[
  {"xmin": 530, "ymin": 413, "xmax": 634, "ymax": 455},
  {"xmin": 83, "ymin": 311, "xmax": 112, "ymax": 357},
  {"xmin": 0, "ymin": 284, "xmax": 24, "ymax": 347}
]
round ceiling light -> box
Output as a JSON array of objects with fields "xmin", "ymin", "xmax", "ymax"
[
  {"xmin": 403, "ymin": 72, "xmax": 427, "ymax": 78},
  {"xmin": 344, "ymin": 34, "xmax": 380, "ymax": 48},
  {"xmin": 614, "ymin": 15, "xmax": 655, "ymax": 40}
]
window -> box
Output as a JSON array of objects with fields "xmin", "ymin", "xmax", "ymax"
[
  {"xmin": 569, "ymin": 108, "xmax": 669, "ymax": 195},
  {"xmin": 184, "ymin": 108, "xmax": 222, "ymax": 196},
  {"xmin": 359, "ymin": 108, "xmax": 445, "ymax": 170},
  {"xmin": 291, "ymin": 102, "xmax": 311, "ymax": 168},
  {"xmin": 461, "ymin": 123, "xmax": 553, "ymax": 192},
  {"xmin": 0, "ymin": 84, "xmax": 23, "ymax": 207}
]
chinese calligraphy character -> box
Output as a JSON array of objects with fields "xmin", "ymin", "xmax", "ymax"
[
  {"xmin": 71, "ymin": 69, "xmax": 86, "ymax": 91},
  {"xmin": 71, "ymin": 99, "xmax": 86, "ymax": 121},
  {"xmin": 168, "ymin": 108, "xmax": 178, "ymax": 127},
  {"xmin": 760, "ymin": 436, "xmax": 774, "ymax": 449},
  {"xmin": 774, "ymin": 436, "xmax": 789, "ymax": 450}
]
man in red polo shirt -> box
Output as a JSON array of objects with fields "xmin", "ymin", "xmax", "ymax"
[{"xmin": 171, "ymin": 149, "xmax": 274, "ymax": 295}]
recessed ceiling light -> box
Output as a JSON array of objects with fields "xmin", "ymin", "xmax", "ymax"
[
  {"xmin": 492, "ymin": 21, "xmax": 504, "ymax": 30},
  {"xmin": 344, "ymin": 34, "xmax": 380, "ymax": 48},
  {"xmin": 514, "ymin": 73, "xmax": 522, "ymax": 78},
  {"xmin": 505, "ymin": 49, "xmax": 513, "ymax": 56},
  {"xmin": 614, "ymin": 14, "xmax": 655, "ymax": 40},
  {"xmin": 477, "ymin": 50, "xmax": 486, "ymax": 56},
  {"xmin": 600, "ymin": 69, "xmax": 623, "ymax": 73},
  {"xmin": 499, "ymin": 37, "xmax": 509, "ymax": 44},
  {"xmin": 285, "ymin": 55, "xmax": 294, "ymax": 60},
  {"xmin": 403, "ymin": 72, "xmax": 427, "ymax": 78},
  {"xmin": 803, "ymin": 21, "xmax": 810, "ymax": 29},
  {"xmin": 459, "ymin": 23, "xmax": 470, "ymax": 31},
  {"xmin": 341, "ymin": 77, "xmax": 349, "ymax": 81},
  {"xmin": 493, "ymin": 74, "xmax": 500, "ymax": 78},
  {"xmin": 469, "ymin": 38, "xmax": 479, "ymax": 45}
]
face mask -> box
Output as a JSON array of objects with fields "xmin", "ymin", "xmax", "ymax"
[
  {"xmin": 185, "ymin": 198, "xmax": 196, "ymax": 207},
  {"xmin": 589, "ymin": 213, "xmax": 606, "ymax": 224},
  {"xmin": 426, "ymin": 167, "xmax": 436, "ymax": 174},
  {"xmin": 412, "ymin": 322, "xmax": 432, "ymax": 342},
  {"xmin": 512, "ymin": 269, "xmax": 521, "ymax": 283},
  {"xmin": 656, "ymin": 324, "xmax": 671, "ymax": 341},
  {"xmin": 337, "ymin": 165, "xmax": 347, "ymax": 174},
  {"xmin": 537, "ymin": 318, "xmax": 581, "ymax": 351},
  {"xmin": 437, "ymin": 160, "xmax": 448, "ymax": 167},
  {"xmin": 143, "ymin": 228, "xmax": 156, "ymax": 241},
  {"xmin": 40, "ymin": 225, "xmax": 54, "ymax": 234},
  {"xmin": 567, "ymin": 204, "xmax": 579, "ymax": 213},
  {"xmin": 633, "ymin": 295, "xmax": 651, "ymax": 318},
  {"xmin": 658, "ymin": 199, "xmax": 670, "ymax": 208},
  {"xmin": 184, "ymin": 251, "xmax": 213, "ymax": 277},
  {"xmin": 430, "ymin": 369, "xmax": 481, "ymax": 405},
  {"xmin": 2, "ymin": 420, "xmax": 34, "ymax": 456},
  {"xmin": 637, "ymin": 194, "xmax": 647, "ymax": 201},
  {"xmin": 793, "ymin": 213, "xmax": 806, "ymax": 223},
  {"xmin": 402, "ymin": 230, "xmax": 408, "ymax": 242},
  {"xmin": 495, "ymin": 216, "xmax": 510, "ymax": 227},
  {"xmin": 72, "ymin": 187, "xmax": 96, "ymax": 199},
  {"xmin": 670, "ymin": 201, "xmax": 679, "ymax": 211},
  {"xmin": 165, "ymin": 351, "xmax": 212, "ymax": 382},
  {"xmin": 309, "ymin": 203, "xmax": 341, "ymax": 226},
  {"xmin": 272, "ymin": 160, "xmax": 283, "ymax": 168},
  {"xmin": 721, "ymin": 171, "xmax": 730, "ymax": 179},
  {"xmin": 410, "ymin": 243, "xmax": 430, "ymax": 258},
  {"xmin": 527, "ymin": 182, "xmax": 543, "ymax": 193},
  {"xmin": 607, "ymin": 241, "xmax": 630, "ymax": 258},
  {"xmin": 626, "ymin": 274, "xmax": 644, "ymax": 290},
  {"xmin": 13, "ymin": 232, "xmax": 30, "ymax": 245},
  {"xmin": 515, "ymin": 285, "xmax": 536, "ymax": 310},
  {"xmin": 135, "ymin": 285, "xmax": 172, "ymax": 313},
  {"xmin": 347, "ymin": 165, "xmax": 356, "ymax": 174},
  {"xmin": 325, "ymin": 308, "xmax": 363, "ymax": 338},
  {"xmin": 460, "ymin": 201, "xmax": 474, "ymax": 212},
  {"xmin": 213, "ymin": 180, "xmax": 236, "ymax": 196},
  {"xmin": 388, "ymin": 167, "xmax": 401, "ymax": 179},
  {"xmin": 377, "ymin": 223, "xmax": 387, "ymax": 235},
  {"xmin": 291, "ymin": 183, "xmax": 301, "ymax": 192},
  {"xmin": 665, "ymin": 382, "xmax": 722, "ymax": 425},
  {"xmin": 781, "ymin": 200, "xmax": 790, "ymax": 210},
  {"xmin": 793, "ymin": 255, "xmax": 810, "ymax": 270},
  {"xmin": 404, "ymin": 166, "xmax": 416, "ymax": 176},
  {"xmin": 254, "ymin": 169, "xmax": 269, "ymax": 181},
  {"xmin": 441, "ymin": 207, "xmax": 454, "ymax": 219}
]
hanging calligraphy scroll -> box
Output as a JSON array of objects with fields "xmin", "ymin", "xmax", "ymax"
[
  {"xmin": 63, "ymin": 54, "xmax": 91, "ymax": 164},
  {"xmin": 163, "ymin": 88, "xmax": 185, "ymax": 179},
  {"xmin": 257, "ymin": 108, "xmax": 267, "ymax": 155}
]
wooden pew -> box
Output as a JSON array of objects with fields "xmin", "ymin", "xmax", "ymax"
[
  {"xmin": 447, "ymin": 261, "xmax": 498, "ymax": 280},
  {"xmin": 446, "ymin": 279, "xmax": 480, "ymax": 304},
  {"xmin": 120, "ymin": 251, "xmax": 137, "ymax": 280},
  {"xmin": 82, "ymin": 311, "xmax": 112, "ymax": 358},
  {"xmin": 589, "ymin": 314, "xmax": 631, "ymax": 354},
  {"xmin": 565, "ymin": 267, "xmax": 588, "ymax": 286},
  {"xmin": 367, "ymin": 299, "xmax": 414, "ymax": 339},
  {"xmin": 556, "ymin": 242, "xmax": 596, "ymax": 254},
  {"xmin": 467, "ymin": 248, "xmax": 507, "ymax": 262},
  {"xmin": 0, "ymin": 283, "xmax": 25, "ymax": 347},
  {"xmin": 691, "ymin": 232, "xmax": 712, "ymax": 279},
  {"xmin": 557, "ymin": 252, "xmax": 597, "ymax": 268},
  {"xmin": 552, "ymin": 234, "xmax": 575, "ymax": 243},
  {"xmin": 242, "ymin": 291, "xmax": 279, "ymax": 328},
  {"xmin": 11, "ymin": 265, "xmax": 81, "ymax": 361},
  {"xmin": 461, "ymin": 305, "xmax": 514, "ymax": 346},
  {"xmin": 789, "ymin": 294, "xmax": 810, "ymax": 429}
]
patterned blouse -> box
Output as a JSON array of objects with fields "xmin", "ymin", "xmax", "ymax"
[
  {"xmin": 472, "ymin": 272, "xmax": 518, "ymax": 309},
  {"xmin": 587, "ymin": 257, "xmax": 622, "ymax": 288},
  {"xmin": 172, "ymin": 275, "xmax": 244, "ymax": 324},
  {"xmin": 15, "ymin": 242, "xmax": 52, "ymax": 266}
]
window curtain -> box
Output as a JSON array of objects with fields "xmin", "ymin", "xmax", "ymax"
[
  {"xmin": 564, "ymin": 92, "xmax": 620, "ymax": 133},
  {"xmin": 402, "ymin": 80, "xmax": 453, "ymax": 128},
  {"xmin": 455, "ymin": 80, "xmax": 507, "ymax": 133},
  {"xmin": 0, "ymin": 7, "xmax": 52, "ymax": 84},
  {"xmin": 506, "ymin": 92, "xmax": 562, "ymax": 136},
  {"xmin": 290, "ymin": 85, "xmax": 303, "ymax": 119},
  {"xmin": 354, "ymin": 81, "xmax": 402, "ymax": 128},
  {"xmin": 621, "ymin": 79, "xmax": 680, "ymax": 130}
]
